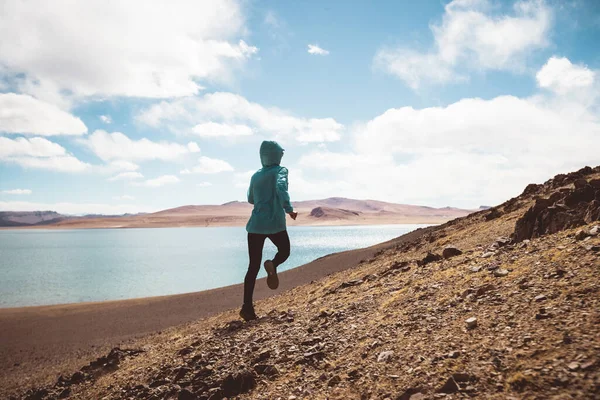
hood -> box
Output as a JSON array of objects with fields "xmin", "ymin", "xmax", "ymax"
[{"xmin": 259, "ymin": 140, "xmax": 284, "ymax": 167}]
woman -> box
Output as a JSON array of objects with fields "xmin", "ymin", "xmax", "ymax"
[{"xmin": 241, "ymin": 140, "xmax": 297, "ymax": 321}]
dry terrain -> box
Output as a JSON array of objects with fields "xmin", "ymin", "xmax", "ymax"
[{"xmin": 3, "ymin": 166, "xmax": 600, "ymax": 399}]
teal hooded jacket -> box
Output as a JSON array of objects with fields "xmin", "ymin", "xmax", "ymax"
[{"xmin": 246, "ymin": 141, "xmax": 294, "ymax": 234}]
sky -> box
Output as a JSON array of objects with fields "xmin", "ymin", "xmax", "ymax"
[{"xmin": 1, "ymin": 0, "xmax": 599, "ymax": 215}]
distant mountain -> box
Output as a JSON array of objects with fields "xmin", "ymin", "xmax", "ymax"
[
  {"xmin": 0, "ymin": 211, "xmax": 143, "ymax": 227},
  {"xmin": 1, "ymin": 198, "xmax": 475, "ymax": 229},
  {"xmin": 0, "ymin": 211, "xmax": 67, "ymax": 227}
]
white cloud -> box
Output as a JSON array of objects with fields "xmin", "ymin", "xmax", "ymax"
[
  {"xmin": 2, "ymin": 189, "xmax": 32, "ymax": 195},
  {"xmin": 536, "ymin": 56, "xmax": 595, "ymax": 94},
  {"xmin": 197, "ymin": 182, "xmax": 213, "ymax": 187},
  {"xmin": 0, "ymin": 200, "xmax": 154, "ymax": 215},
  {"xmin": 136, "ymin": 175, "xmax": 180, "ymax": 188},
  {"xmin": 375, "ymin": 0, "xmax": 552, "ymax": 89},
  {"xmin": 108, "ymin": 172, "xmax": 144, "ymax": 182},
  {"xmin": 295, "ymin": 61, "xmax": 600, "ymax": 207},
  {"xmin": 307, "ymin": 44, "xmax": 330, "ymax": 55},
  {"xmin": 183, "ymin": 156, "xmax": 234, "ymax": 174},
  {"xmin": 81, "ymin": 130, "xmax": 200, "ymax": 162},
  {"xmin": 0, "ymin": 93, "xmax": 87, "ymax": 135},
  {"xmin": 105, "ymin": 161, "xmax": 140, "ymax": 172},
  {"xmin": 113, "ymin": 195, "xmax": 135, "ymax": 201},
  {"xmin": 138, "ymin": 92, "xmax": 343, "ymax": 143},
  {"xmin": 99, "ymin": 115, "xmax": 112, "ymax": 124},
  {"xmin": 192, "ymin": 122, "xmax": 254, "ymax": 138},
  {"xmin": 0, "ymin": 0, "xmax": 257, "ymax": 99},
  {"xmin": 0, "ymin": 136, "xmax": 90, "ymax": 172}
]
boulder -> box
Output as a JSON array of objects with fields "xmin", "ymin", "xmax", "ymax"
[
  {"xmin": 442, "ymin": 246, "xmax": 463, "ymax": 259},
  {"xmin": 418, "ymin": 252, "xmax": 442, "ymax": 266}
]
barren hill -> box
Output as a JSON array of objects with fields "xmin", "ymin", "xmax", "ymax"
[
  {"xmin": 16, "ymin": 198, "xmax": 473, "ymax": 229},
  {"xmin": 6, "ymin": 166, "xmax": 599, "ymax": 399}
]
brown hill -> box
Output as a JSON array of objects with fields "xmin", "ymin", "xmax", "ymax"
[
  {"xmin": 5, "ymin": 165, "xmax": 599, "ymax": 399},
  {"xmin": 18, "ymin": 198, "xmax": 474, "ymax": 229}
]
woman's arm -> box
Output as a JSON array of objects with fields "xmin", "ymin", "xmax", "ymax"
[{"xmin": 276, "ymin": 167, "xmax": 293, "ymax": 213}]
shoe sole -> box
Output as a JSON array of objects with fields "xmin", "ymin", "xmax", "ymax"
[
  {"xmin": 239, "ymin": 309, "xmax": 257, "ymax": 321},
  {"xmin": 264, "ymin": 260, "xmax": 279, "ymax": 290}
]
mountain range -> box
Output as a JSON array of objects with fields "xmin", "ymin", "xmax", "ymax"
[{"xmin": 0, "ymin": 198, "xmax": 474, "ymax": 228}]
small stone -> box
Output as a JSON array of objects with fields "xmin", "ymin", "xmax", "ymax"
[
  {"xmin": 534, "ymin": 295, "xmax": 547, "ymax": 302},
  {"xmin": 589, "ymin": 226, "xmax": 599, "ymax": 236},
  {"xmin": 442, "ymin": 246, "xmax": 463, "ymax": 259},
  {"xmin": 466, "ymin": 317, "xmax": 478, "ymax": 329},
  {"xmin": 494, "ymin": 269, "xmax": 509, "ymax": 277},
  {"xmin": 437, "ymin": 376, "xmax": 459, "ymax": 394},
  {"xmin": 178, "ymin": 389, "xmax": 197, "ymax": 400},
  {"xmin": 377, "ymin": 351, "xmax": 394, "ymax": 362},
  {"xmin": 481, "ymin": 251, "xmax": 495, "ymax": 258},
  {"xmin": 469, "ymin": 265, "xmax": 482, "ymax": 273},
  {"xmin": 575, "ymin": 230, "xmax": 588, "ymax": 241},
  {"xmin": 567, "ymin": 362, "xmax": 579, "ymax": 371},
  {"xmin": 328, "ymin": 375, "xmax": 341, "ymax": 387},
  {"xmin": 448, "ymin": 351, "xmax": 460, "ymax": 359},
  {"xmin": 581, "ymin": 360, "xmax": 596, "ymax": 370},
  {"xmin": 536, "ymin": 312, "xmax": 552, "ymax": 320}
]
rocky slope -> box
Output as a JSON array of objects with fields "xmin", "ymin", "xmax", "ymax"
[{"xmin": 8, "ymin": 166, "xmax": 600, "ymax": 400}]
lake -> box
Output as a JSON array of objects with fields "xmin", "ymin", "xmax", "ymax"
[{"xmin": 0, "ymin": 224, "xmax": 427, "ymax": 308}]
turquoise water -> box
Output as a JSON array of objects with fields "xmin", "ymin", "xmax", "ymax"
[{"xmin": 0, "ymin": 225, "xmax": 427, "ymax": 308}]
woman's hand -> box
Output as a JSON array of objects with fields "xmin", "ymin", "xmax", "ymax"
[{"xmin": 288, "ymin": 211, "xmax": 298, "ymax": 220}]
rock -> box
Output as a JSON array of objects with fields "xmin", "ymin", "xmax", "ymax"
[
  {"xmin": 346, "ymin": 369, "xmax": 361, "ymax": 382},
  {"xmin": 377, "ymin": 351, "xmax": 394, "ymax": 362},
  {"xmin": 496, "ymin": 236, "xmax": 512, "ymax": 247},
  {"xmin": 575, "ymin": 230, "xmax": 588, "ymax": 241},
  {"xmin": 494, "ymin": 269, "xmax": 509, "ymax": 277},
  {"xmin": 173, "ymin": 367, "xmax": 191, "ymax": 382},
  {"xmin": 466, "ymin": 317, "xmax": 478, "ymax": 329},
  {"xmin": 418, "ymin": 252, "xmax": 442, "ymax": 266},
  {"xmin": 584, "ymin": 200, "xmax": 600, "ymax": 223},
  {"xmin": 469, "ymin": 265, "xmax": 482, "ymax": 273},
  {"xmin": 448, "ymin": 351, "xmax": 460, "ymax": 359},
  {"xmin": 437, "ymin": 376, "xmax": 459, "ymax": 394},
  {"xmin": 221, "ymin": 370, "xmax": 256, "ymax": 397},
  {"xmin": 24, "ymin": 388, "xmax": 48, "ymax": 400},
  {"xmin": 485, "ymin": 208, "xmax": 503, "ymax": 221},
  {"xmin": 534, "ymin": 295, "xmax": 547, "ymax": 302},
  {"xmin": 397, "ymin": 388, "xmax": 425, "ymax": 400},
  {"xmin": 252, "ymin": 350, "xmax": 271, "ymax": 364},
  {"xmin": 149, "ymin": 379, "xmax": 170, "ymax": 388},
  {"xmin": 254, "ymin": 364, "xmax": 279, "ymax": 377},
  {"xmin": 481, "ymin": 251, "xmax": 495, "ymax": 258},
  {"xmin": 574, "ymin": 178, "xmax": 589, "ymax": 189},
  {"xmin": 58, "ymin": 388, "xmax": 71, "ymax": 399},
  {"xmin": 567, "ymin": 362, "xmax": 580, "ymax": 371},
  {"xmin": 328, "ymin": 375, "xmax": 341, "ymax": 387},
  {"xmin": 512, "ymin": 182, "xmax": 600, "ymax": 241},
  {"xmin": 536, "ymin": 308, "xmax": 552, "ymax": 320},
  {"xmin": 589, "ymin": 225, "xmax": 599, "ymax": 236},
  {"xmin": 178, "ymin": 389, "xmax": 197, "ymax": 400},
  {"xmin": 442, "ymin": 246, "xmax": 463, "ymax": 259}
]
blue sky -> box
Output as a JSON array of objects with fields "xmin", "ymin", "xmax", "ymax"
[{"xmin": 1, "ymin": 0, "xmax": 599, "ymax": 214}]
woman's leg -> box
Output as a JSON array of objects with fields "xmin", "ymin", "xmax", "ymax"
[
  {"xmin": 244, "ymin": 233, "xmax": 266, "ymax": 306},
  {"xmin": 268, "ymin": 230, "xmax": 290, "ymax": 268}
]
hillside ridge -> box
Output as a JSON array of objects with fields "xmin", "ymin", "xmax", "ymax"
[{"xmin": 6, "ymin": 166, "xmax": 600, "ymax": 399}]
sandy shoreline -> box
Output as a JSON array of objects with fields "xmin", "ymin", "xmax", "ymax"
[{"xmin": 0, "ymin": 226, "xmax": 434, "ymax": 394}]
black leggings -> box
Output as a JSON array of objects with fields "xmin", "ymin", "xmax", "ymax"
[{"xmin": 243, "ymin": 230, "xmax": 290, "ymax": 306}]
